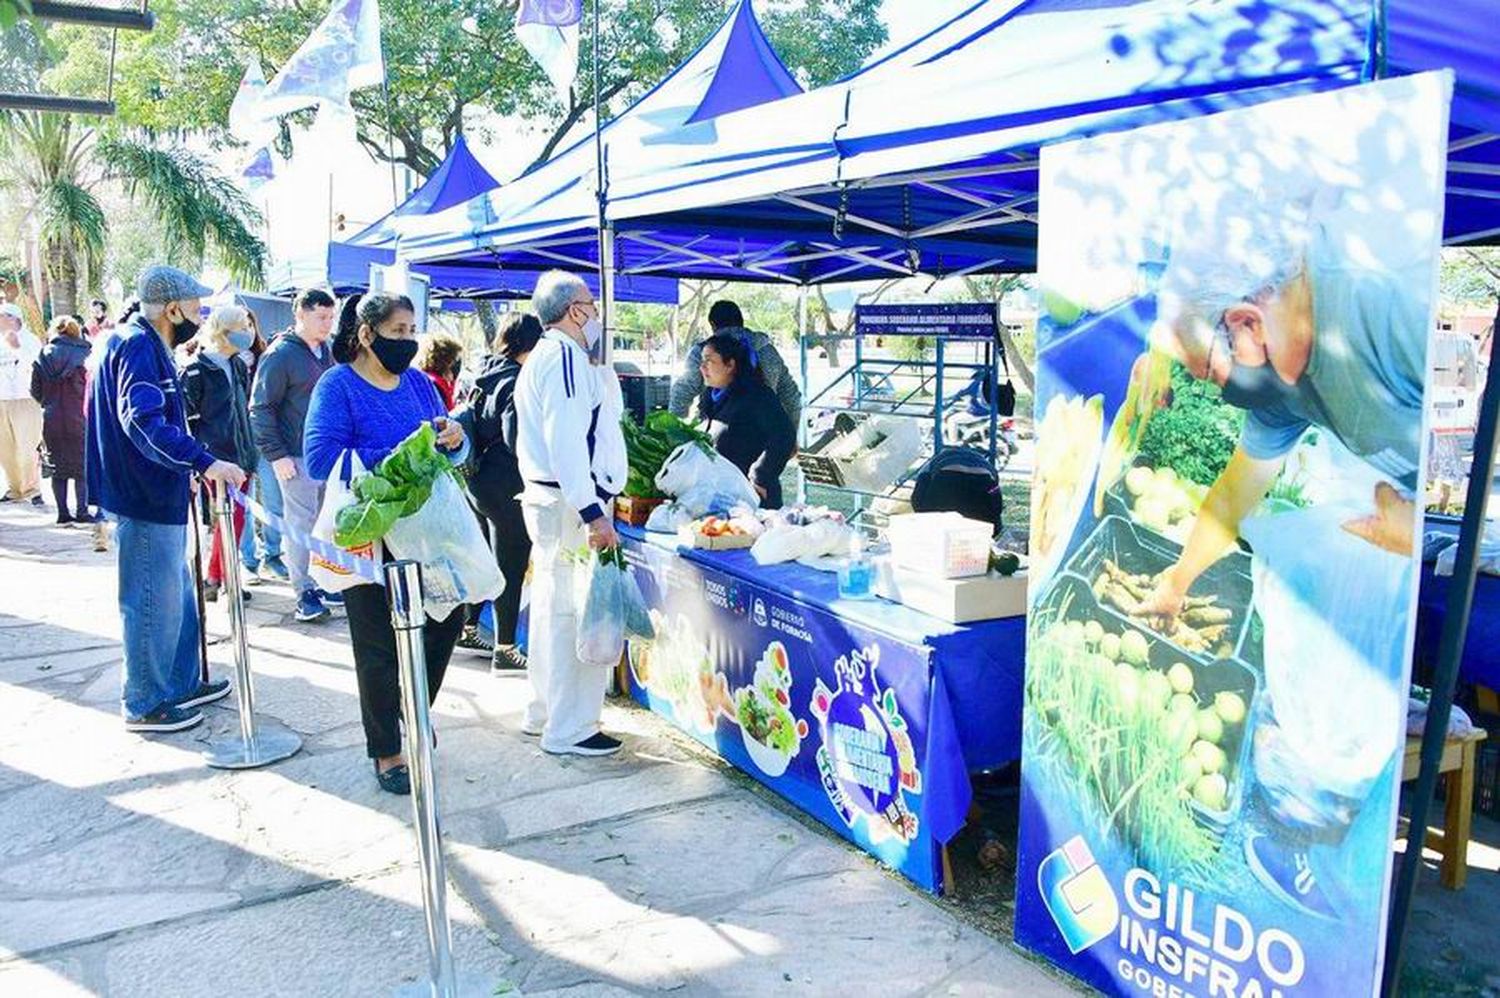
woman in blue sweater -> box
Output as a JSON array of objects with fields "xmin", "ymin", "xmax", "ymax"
[{"xmin": 303, "ymin": 292, "xmax": 470, "ymax": 795}]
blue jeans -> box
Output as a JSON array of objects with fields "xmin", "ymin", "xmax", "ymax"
[
  {"xmin": 116, "ymin": 516, "xmax": 200, "ymax": 717},
  {"xmin": 244, "ymin": 457, "xmax": 284, "ymax": 567}
]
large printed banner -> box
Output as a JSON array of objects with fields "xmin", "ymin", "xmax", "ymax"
[
  {"xmin": 1016, "ymin": 73, "xmax": 1452, "ymax": 997},
  {"xmin": 619, "ymin": 536, "xmax": 959, "ymax": 891}
]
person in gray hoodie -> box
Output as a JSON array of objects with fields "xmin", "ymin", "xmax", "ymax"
[
  {"xmin": 667, "ymin": 300, "xmax": 801, "ymax": 429},
  {"xmin": 249, "ymin": 288, "xmax": 336, "ymax": 622}
]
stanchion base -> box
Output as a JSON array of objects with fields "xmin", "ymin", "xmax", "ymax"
[
  {"xmin": 202, "ymin": 719, "xmax": 303, "ymax": 770},
  {"xmin": 393, "ymin": 971, "xmax": 497, "ymax": 997}
]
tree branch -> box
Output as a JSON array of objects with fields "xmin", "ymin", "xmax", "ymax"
[{"xmin": 526, "ymin": 77, "xmax": 632, "ymax": 173}]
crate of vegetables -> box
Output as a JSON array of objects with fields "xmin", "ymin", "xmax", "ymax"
[
  {"xmin": 1066, "ymin": 514, "xmax": 1255, "ymax": 664},
  {"xmin": 615, "ymin": 494, "xmax": 665, "ymax": 526},
  {"xmin": 1029, "ymin": 573, "xmax": 1260, "ymax": 847}
]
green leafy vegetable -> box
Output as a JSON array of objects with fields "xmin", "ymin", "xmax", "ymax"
[
  {"xmin": 1135, "ymin": 363, "xmax": 1244, "ymax": 487},
  {"xmin": 621, "ymin": 412, "xmax": 714, "ymax": 499},
  {"xmin": 333, "ymin": 423, "xmax": 458, "ymax": 547}
]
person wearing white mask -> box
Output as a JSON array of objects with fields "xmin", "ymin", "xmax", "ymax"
[
  {"xmin": 182, "ymin": 305, "xmax": 261, "ymax": 601},
  {"xmin": 513, "ymin": 270, "xmax": 627, "ymax": 756}
]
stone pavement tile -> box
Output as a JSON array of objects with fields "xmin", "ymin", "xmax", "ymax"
[
  {"xmin": 0, "ymin": 955, "xmax": 95, "ymax": 995},
  {"xmin": 929, "ymin": 948, "xmax": 1086, "ymax": 996},
  {"xmin": 98, "ymin": 868, "xmax": 515, "ymax": 998},
  {"xmin": 445, "ymin": 794, "xmax": 873, "ymax": 966},
  {"xmin": 525, "ymin": 984, "xmax": 646, "ymax": 998},
  {"xmin": 0, "ymin": 623, "xmax": 116, "ymax": 666},
  {"xmin": 0, "ymin": 643, "xmax": 118, "ymax": 687},
  {"xmin": 446, "ymin": 757, "xmax": 728, "ymax": 849},
  {"xmin": 0, "ymin": 890, "xmax": 242, "ymax": 956},
  {"xmin": 0, "ymin": 792, "xmax": 244, "ymax": 896}
]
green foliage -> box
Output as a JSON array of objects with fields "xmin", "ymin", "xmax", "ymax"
[
  {"xmin": 37, "ymin": 177, "xmax": 106, "ymax": 288},
  {"xmin": 334, "ymin": 424, "xmax": 456, "ymax": 547},
  {"xmin": 95, "ymin": 137, "xmax": 266, "ymax": 287},
  {"xmin": 1135, "ymin": 362, "xmax": 1244, "ymax": 488},
  {"xmin": 81, "ymin": 0, "xmax": 885, "ymax": 175}
]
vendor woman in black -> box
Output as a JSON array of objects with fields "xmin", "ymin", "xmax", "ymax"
[{"xmin": 696, "ymin": 333, "xmax": 796, "ymax": 509}]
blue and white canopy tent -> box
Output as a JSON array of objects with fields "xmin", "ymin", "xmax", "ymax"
[
  {"xmin": 397, "ymin": 0, "xmax": 1498, "ymax": 289},
  {"xmin": 265, "ymin": 134, "xmax": 679, "ymax": 303}
]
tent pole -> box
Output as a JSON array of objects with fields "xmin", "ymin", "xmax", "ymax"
[
  {"xmin": 798, "ymin": 285, "xmax": 809, "ymax": 505},
  {"xmin": 1381, "ymin": 295, "xmax": 1500, "ymax": 996},
  {"xmin": 591, "ymin": 0, "xmax": 611, "ymax": 361}
]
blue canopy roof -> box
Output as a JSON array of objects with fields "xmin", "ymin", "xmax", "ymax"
[
  {"xmin": 265, "ymin": 133, "xmax": 678, "ymax": 302},
  {"xmin": 394, "ymin": 0, "xmax": 808, "ymax": 274},
  {"xmin": 401, "ymin": 0, "xmax": 1499, "ymax": 286}
]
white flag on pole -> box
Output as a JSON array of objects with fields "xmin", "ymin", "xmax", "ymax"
[
  {"xmin": 515, "ymin": 0, "xmax": 582, "ymax": 101},
  {"xmin": 229, "ymin": 57, "xmax": 278, "ymax": 144},
  {"xmin": 254, "ymin": 0, "xmax": 386, "ymax": 123}
]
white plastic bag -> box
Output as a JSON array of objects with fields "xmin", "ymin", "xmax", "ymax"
[
  {"xmin": 750, "ymin": 519, "xmax": 853, "ymax": 566},
  {"xmin": 574, "ymin": 547, "xmax": 626, "ymax": 666},
  {"xmin": 384, "ymin": 472, "xmax": 504, "ymax": 622},
  {"xmin": 645, "ymin": 501, "xmax": 694, "ymax": 534},
  {"xmin": 309, "ymin": 450, "xmax": 380, "ymax": 594},
  {"xmin": 655, "ymin": 442, "xmax": 760, "ymax": 515},
  {"xmin": 1241, "ymin": 506, "xmax": 1410, "ymax": 830}
]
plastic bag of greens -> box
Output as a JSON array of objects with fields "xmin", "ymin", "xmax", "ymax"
[
  {"xmin": 620, "ymin": 559, "xmax": 655, "ymax": 641},
  {"xmin": 574, "ymin": 546, "xmax": 627, "ymax": 666},
  {"xmin": 383, "ymin": 472, "xmax": 504, "ymax": 622}
]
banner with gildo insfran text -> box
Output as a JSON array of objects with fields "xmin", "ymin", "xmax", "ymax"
[{"xmin": 1016, "ymin": 72, "xmax": 1452, "ymax": 997}]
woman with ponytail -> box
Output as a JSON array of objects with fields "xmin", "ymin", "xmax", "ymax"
[{"xmin": 303, "ymin": 292, "xmax": 471, "ymax": 795}]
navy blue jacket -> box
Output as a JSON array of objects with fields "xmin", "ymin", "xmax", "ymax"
[{"xmin": 86, "ymin": 316, "xmax": 215, "ymax": 524}]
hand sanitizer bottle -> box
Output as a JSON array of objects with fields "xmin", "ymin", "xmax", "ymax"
[{"xmin": 838, "ymin": 533, "xmax": 874, "ymax": 600}]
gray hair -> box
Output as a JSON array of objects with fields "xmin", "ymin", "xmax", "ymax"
[
  {"xmin": 1155, "ymin": 195, "xmax": 1311, "ymax": 355},
  {"xmin": 532, "ymin": 270, "xmax": 589, "ymax": 326},
  {"xmin": 200, "ymin": 304, "xmax": 249, "ymax": 352},
  {"xmin": 141, "ymin": 302, "xmax": 166, "ymax": 321}
]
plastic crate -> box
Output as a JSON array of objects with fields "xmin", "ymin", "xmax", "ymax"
[
  {"xmin": 885, "ymin": 512, "xmax": 992, "ymax": 579},
  {"xmin": 618, "ymin": 374, "xmax": 671, "ymax": 424},
  {"xmin": 1478, "ymin": 740, "xmax": 1499, "ymax": 819}
]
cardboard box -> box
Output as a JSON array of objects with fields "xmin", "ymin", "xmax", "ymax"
[
  {"xmin": 874, "ymin": 561, "xmax": 1027, "ymax": 623},
  {"xmin": 677, "ymin": 526, "xmax": 756, "ymax": 550},
  {"xmin": 616, "ymin": 495, "xmax": 664, "ymax": 526}
]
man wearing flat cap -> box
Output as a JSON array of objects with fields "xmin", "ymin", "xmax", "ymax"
[{"xmin": 86, "ymin": 265, "xmax": 248, "ymax": 734}]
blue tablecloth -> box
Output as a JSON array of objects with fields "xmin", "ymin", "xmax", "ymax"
[
  {"xmin": 617, "ymin": 523, "xmax": 1025, "ymax": 892},
  {"xmin": 1417, "ymin": 524, "xmax": 1500, "ymax": 691},
  {"xmin": 623, "ymin": 524, "xmax": 1027, "ymax": 770}
]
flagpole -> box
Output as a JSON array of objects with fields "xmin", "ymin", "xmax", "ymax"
[{"xmin": 592, "ymin": 0, "xmax": 613, "ymax": 358}]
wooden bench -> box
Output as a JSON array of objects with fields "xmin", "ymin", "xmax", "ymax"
[{"xmin": 1401, "ymin": 728, "xmax": 1488, "ymax": 890}]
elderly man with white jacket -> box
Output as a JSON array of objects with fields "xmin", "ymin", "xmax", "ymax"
[{"xmin": 514, "ymin": 270, "xmax": 628, "ymax": 757}]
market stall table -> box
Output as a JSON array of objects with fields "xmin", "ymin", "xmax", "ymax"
[
  {"xmin": 1416, "ymin": 522, "xmax": 1500, "ymax": 693},
  {"xmin": 615, "ymin": 522, "xmax": 1025, "ymax": 892}
]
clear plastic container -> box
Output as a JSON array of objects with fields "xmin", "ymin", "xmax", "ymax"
[{"xmin": 885, "ymin": 512, "xmax": 993, "ymax": 579}]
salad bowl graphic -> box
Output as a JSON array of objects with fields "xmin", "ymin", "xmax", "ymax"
[{"xmin": 735, "ymin": 641, "xmax": 808, "ymax": 777}]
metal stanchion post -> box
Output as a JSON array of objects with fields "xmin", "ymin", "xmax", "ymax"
[
  {"xmin": 388, "ymin": 560, "xmax": 464, "ymax": 998},
  {"xmin": 203, "ymin": 483, "xmax": 303, "ymax": 770}
]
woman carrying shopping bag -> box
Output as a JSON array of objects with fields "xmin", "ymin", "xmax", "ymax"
[
  {"xmin": 303, "ymin": 292, "xmax": 472, "ymax": 795},
  {"xmin": 182, "ymin": 305, "xmax": 261, "ymax": 601}
]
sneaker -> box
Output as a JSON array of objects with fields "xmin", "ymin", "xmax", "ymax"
[
  {"xmin": 124, "ymin": 704, "xmax": 204, "ymax": 733},
  {"xmin": 457, "ymin": 625, "xmax": 494, "ymax": 655},
  {"xmin": 545, "ymin": 732, "xmax": 622, "ymax": 757},
  {"xmin": 295, "ymin": 589, "xmax": 330, "ymax": 623},
  {"xmin": 491, "ymin": 644, "xmax": 527, "ymax": 674},
  {"xmin": 318, "ymin": 588, "xmax": 345, "ymax": 609},
  {"xmin": 243, "ymin": 572, "xmax": 261, "ymax": 588},
  {"xmin": 176, "ymin": 679, "xmax": 231, "ymax": 709},
  {"xmin": 203, "ymin": 585, "xmax": 219, "ymax": 603},
  {"xmin": 1244, "ymin": 833, "xmax": 1338, "ymax": 920},
  {"xmin": 30, "ymin": 495, "xmax": 45, "ymax": 507},
  {"xmin": 258, "ymin": 556, "xmax": 289, "ymax": 582},
  {"xmin": 91, "ymin": 521, "xmax": 110, "ymax": 553}
]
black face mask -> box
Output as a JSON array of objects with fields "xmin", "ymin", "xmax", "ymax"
[
  {"xmin": 369, "ymin": 335, "xmax": 418, "ymax": 375},
  {"xmin": 169, "ymin": 310, "xmax": 200, "ymax": 348},
  {"xmin": 1219, "ymin": 360, "xmax": 1299, "ymax": 412}
]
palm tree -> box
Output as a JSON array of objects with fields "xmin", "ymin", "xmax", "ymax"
[{"xmin": 0, "ymin": 111, "xmax": 266, "ymax": 317}]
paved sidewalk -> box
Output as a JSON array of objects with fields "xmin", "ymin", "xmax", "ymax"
[{"xmin": 0, "ymin": 502, "xmax": 1075, "ymax": 997}]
